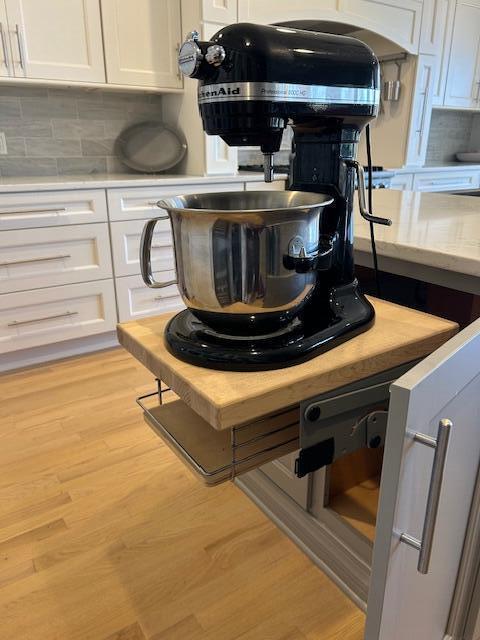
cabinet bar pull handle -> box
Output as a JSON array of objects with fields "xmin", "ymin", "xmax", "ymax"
[
  {"xmin": 15, "ymin": 24, "xmax": 25, "ymax": 70},
  {"xmin": 0, "ymin": 22, "xmax": 9, "ymax": 73},
  {"xmin": 147, "ymin": 201, "xmax": 160, "ymax": 206},
  {"xmin": 176, "ymin": 43, "xmax": 182, "ymax": 80},
  {"xmin": 400, "ymin": 418, "xmax": 452, "ymax": 575},
  {"xmin": 0, "ymin": 254, "xmax": 71, "ymax": 267},
  {"xmin": 1, "ymin": 207, "xmax": 67, "ymax": 216},
  {"xmin": 8, "ymin": 311, "xmax": 78, "ymax": 327}
]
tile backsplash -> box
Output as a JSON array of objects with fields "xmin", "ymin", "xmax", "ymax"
[
  {"xmin": 426, "ymin": 109, "xmax": 480, "ymax": 163},
  {"xmin": 0, "ymin": 86, "xmax": 163, "ymax": 176}
]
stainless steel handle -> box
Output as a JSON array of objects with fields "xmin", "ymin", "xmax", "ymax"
[
  {"xmin": 0, "ymin": 22, "xmax": 10, "ymax": 73},
  {"xmin": 0, "ymin": 254, "xmax": 71, "ymax": 267},
  {"xmin": 140, "ymin": 217, "xmax": 177, "ymax": 289},
  {"xmin": 400, "ymin": 418, "xmax": 452, "ymax": 574},
  {"xmin": 1, "ymin": 207, "xmax": 67, "ymax": 216},
  {"xmin": 8, "ymin": 311, "xmax": 78, "ymax": 327},
  {"xmin": 15, "ymin": 24, "xmax": 25, "ymax": 70},
  {"xmin": 348, "ymin": 160, "xmax": 392, "ymax": 226}
]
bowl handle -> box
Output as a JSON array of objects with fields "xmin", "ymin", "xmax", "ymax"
[{"xmin": 140, "ymin": 217, "xmax": 177, "ymax": 289}]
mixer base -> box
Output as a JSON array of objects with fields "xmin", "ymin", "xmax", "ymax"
[{"xmin": 164, "ymin": 281, "xmax": 375, "ymax": 371}]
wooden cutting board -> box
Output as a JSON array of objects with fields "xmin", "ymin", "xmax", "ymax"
[{"xmin": 117, "ymin": 298, "xmax": 457, "ymax": 430}]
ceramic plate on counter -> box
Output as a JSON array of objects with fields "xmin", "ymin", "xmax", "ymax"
[
  {"xmin": 116, "ymin": 121, "xmax": 187, "ymax": 173},
  {"xmin": 456, "ymin": 152, "xmax": 480, "ymax": 162}
]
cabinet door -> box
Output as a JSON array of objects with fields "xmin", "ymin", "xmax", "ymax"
[
  {"xmin": 5, "ymin": 0, "xmax": 105, "ymax": 81},
  {"xmin": 202, "ymin": 0, "xmax": 237, "ymax": 24},
  {"xmin": 365, "ymin": 319, "xmax": 480, "ymax": 639},
  {"xmin": 101, "ymin": 0, "xmax": 182, "ymax": 89},
  {"xmin": 444, "ymin": 0, "xmax": 480, "ymax": 108},
  {"xmin": 260, "ymin": 452, "xmax": 310, "ymax": 509},
  {"xmin": 405, "ymin": 55, "xmax": 435, "ymax": 166},
  {"xmin": 421, "ymin": 0, "xmax": 456, "ymax": 105},
  {"xmin": 0, "ymin": 0, "xmax": 11, "ymax": 77}
]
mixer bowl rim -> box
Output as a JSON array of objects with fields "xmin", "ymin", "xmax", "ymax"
[{"xmin": 156, "ymin": 190, "xmax": 334, "ymax": 215}]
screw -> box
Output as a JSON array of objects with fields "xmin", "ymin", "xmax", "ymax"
[
  {"xmin": 306, "ymin": 405, "xmax": 321, "ymax": 422},
  {"xmin": 369, "ymin": 435, "xmax": 382, "ymax": 448}
]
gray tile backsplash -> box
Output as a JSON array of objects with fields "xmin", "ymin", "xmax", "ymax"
[
  {"xmin": 426, "ymin": 109, "xmax": 480, "ymax": 163},
  {"xmin": 0, "ymin": 86, "xmax": 163, "ymax": 176}
]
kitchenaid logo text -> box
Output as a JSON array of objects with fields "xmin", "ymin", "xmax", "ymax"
[{"xmin": 198, "ymin": 86, "xmax": 241, "ymax": 100}]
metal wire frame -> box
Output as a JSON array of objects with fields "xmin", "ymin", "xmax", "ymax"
[{"xmin": 137, "ymin": 382, "xmax": 299, "ymax": 484}]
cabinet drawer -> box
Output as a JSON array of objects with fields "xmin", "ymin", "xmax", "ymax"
[
  {"xmin": 413, "ymin": 171, "xmax": 480, "ymax": 192},
  {"xmin": 0, "ymin": 224, "xmax": 112, "ymax": 294},
  {"xmin": 111, "ymin": 219, "xmax": 174, "ymax": 277},
  {"xmin": 107, "ymin": 183, "xmax": 240, "ymax": 221},
  {"xmin": 0, "ymin": 280, "xmax": 117, "ymax": 354},
  {"xmin": 0, "ymin": 190, "xmax": 108, "ymax": 230},
  {"xmin": 116, "ymin": 272, "xmax": 184, "ymax": 322}
]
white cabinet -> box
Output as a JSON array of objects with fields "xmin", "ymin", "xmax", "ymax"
[
  {"xmin": 110, "ymin": 218, "xmax": 174, "ymax": 278},
  {"xmin": 421, "ymin": 0, "xmax": 456, "ymax": 105},
  {"xmin": 202, "ymin": 0, "xmax": 237, "ymax": 24},
  {"xmin": 0, "ymin": 223, "xmax": 112, "ymax": 293},
  {"xmin": 413, "ymin": 169, "xmax": 479, "ymax": 190},
  {"xmin": 0, "ymin": 1, "xmax": 11, "ymax": 77},
  {"xmin": 3, "ymin": 0, "xmax": 105, "ymax": 82},
  {"xmin": 444, "ymin": 0, "xmax": 480, "ymax": 108},
  {"xmin": 238, "ymin": 0, "xmax": 423, "ymax": 53},
  {"xmin": 405, "ymin": 55, "xmax": 436, "ymax": 166},
  {"xmin": 115, "ymin": 272, "xmax": 184, "ymax": 322},
  {"xmin": 0, "ymin": 279, "xmax": 117, "ymax": 353},
  {"xmin": 366, "ymin": 320, "xmax": 480, "ymax": 639},
  {"xmin": 390, "ymin": 173, "xmax": 414, "ymax": 190},
  {"xmin": 101, "ymin": 0, "xmax": 182, "ymax": 89},
  {"xmin": 0, "ymin": 189, "xmax": 108, "ymax": 231}
]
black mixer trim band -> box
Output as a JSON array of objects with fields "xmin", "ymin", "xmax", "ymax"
[{"xmin": 198, "ymin": 82, "xmax": 380, "ymax": 106}]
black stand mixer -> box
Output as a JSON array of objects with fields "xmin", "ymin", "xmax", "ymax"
[{"xmin": 141, "ymin": 23, "xmax": 391, "ymax": 371}]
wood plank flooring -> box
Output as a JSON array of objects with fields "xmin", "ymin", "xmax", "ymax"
[{"xmin": 0, "ymin": 348, "xmax": 365, "ymax": 640}]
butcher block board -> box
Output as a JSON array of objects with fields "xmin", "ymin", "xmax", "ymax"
[{"xmin": 117, "ymin": 298, "xmax": 457, "ymax": 430}]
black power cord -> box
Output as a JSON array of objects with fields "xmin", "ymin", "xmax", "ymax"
[{"xmin": 365, "ymin": 123, "xmax": 381, "ymax": 297}]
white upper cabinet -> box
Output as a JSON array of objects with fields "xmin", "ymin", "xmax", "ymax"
[
  {"xmin": 238, "ymin": 0, "xmax": 423, "ymax": 53},
  {"xmin": 444, "ymin": 0, "xmax": 480, "ymax": 108},
  {"xmin": 365, "ymin": 319, "xmax": 480, "ymax": 639},
  {"xmin": 0, "ymin": 0, "xmax": 12, "ymax": 78},
  {"xmin": 202, "ymin": 0, "xmax": 237, "ymax": 24},
  {"xmin": 101, "ymin": 0, "xmax": 182, "ymax": 89},
  {"xmin": 4, "ymin": 0, "xmax": 105, "ymax": 82}
]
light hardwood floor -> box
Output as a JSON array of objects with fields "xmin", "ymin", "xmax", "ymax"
[{"xmin": 0, "ymin": 348, "xmax": 365, "ymax": 640}]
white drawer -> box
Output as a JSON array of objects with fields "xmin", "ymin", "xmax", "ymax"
[
  {"xmin": 110, "ymin": 219, "xmax": 174, "ymax": 277},
  {"xmin": 107, "ymin": 183, "xmax": 240, "ymax": 221},
  {"xmin": 413, "ymin": 171, "xmax": 480, "ymax": 192},
  {"xmin": 116, "ymin": 272, "xmax": 184, "ymax": 322},
  {"xmin": 0, "ymin": 190, "xmax": 108, "ymax": 230},
  {"xmin": 0, "ymin": 223, "xmax": 112, "ymax": 294},
  {"xmin": 0, "ymin": 280, "xmax": 117, "ymax": 354}
]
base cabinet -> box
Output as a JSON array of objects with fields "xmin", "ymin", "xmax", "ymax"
[{"xmin": 241, "ymin": 319, "xmax": 480, "ymax": 639}]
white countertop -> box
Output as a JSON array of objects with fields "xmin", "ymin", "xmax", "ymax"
[
  {"xmin": 354, "ymin": 190, "xmax": 480, "ymax": 280},
  {"xmin": 0, "ymin": 171, "xmax": 286, "ymax": 193}
]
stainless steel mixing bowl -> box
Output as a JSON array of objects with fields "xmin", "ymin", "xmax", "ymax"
[{"xmin": 140, "ymin": 190, "xmax": 334, "ymax": 331}]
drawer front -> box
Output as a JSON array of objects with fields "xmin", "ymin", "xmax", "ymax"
[
  {"xmin": 111, "ymin": 219, "xmax": 174, "ymax": 277},
  {"xmin": 0, "ymin": 223, "xmax": 112, "ymax": 294},
  {"xmin": 107, "ymin": 183, "xmax": 241, "ymax": 221},
  {"xmin": 116, "ymin": 272, "xmax": 184, "ymax": 322},
  {"xmin": 0, "ymin": 190, "xmax": 108, "ymax": 230},
  {"xmin": 0, "ymin": 280, "xmax": 117, "ymax": 353},
  {"xmin": 413, "ymin": 171, "xmax": 480, "ymax": 192}
]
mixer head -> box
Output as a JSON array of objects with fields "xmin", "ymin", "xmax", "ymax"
[{"xmin": 178, "ymin": 23, "xmax": 380, "ymax": 180}]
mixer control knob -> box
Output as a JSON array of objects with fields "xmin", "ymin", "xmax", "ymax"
[{"xmin": 205, "ymin": 44, "xmax": 226, "ymax": 67}]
